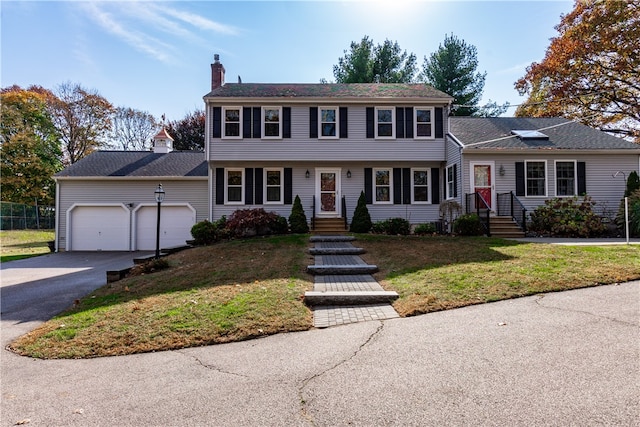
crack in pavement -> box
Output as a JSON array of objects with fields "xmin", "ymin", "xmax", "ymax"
[
  {"xmin": 175, "ymin": 350, "xmax": 249, "ymax": 378},
  {"xmin": 533, "ymin": 293, "xmax": 637, "ymax": 327},
  {"xmin": 297, "ymin": 321, "xmax": 385, "ymax": 426}
]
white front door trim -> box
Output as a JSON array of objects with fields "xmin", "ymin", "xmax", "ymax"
[
  {"xmin": 315, "ymin": 168, "xmax": 342, "ymax": 217},
  {"xmin": 469, "ymin": 161, "xmax": 496, "ymax": 210}
]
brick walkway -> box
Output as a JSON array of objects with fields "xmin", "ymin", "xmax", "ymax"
[{"xmin": 306, "ymin": 236, "xmax": 400, "ymax": 328}]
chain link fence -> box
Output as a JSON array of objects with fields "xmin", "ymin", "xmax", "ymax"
[{"xmin": 0, "ymin": 201, "xmax": 55, "ymax": 230}]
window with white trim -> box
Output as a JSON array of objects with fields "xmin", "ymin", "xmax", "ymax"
[
  {"xmin": 223, "ymin": 107, "xmax": 241, "ymax": 138},
  {"xmin": 375, "ymin": 107, "xmax": 395, "ymax": 138},
  {"xmin": 412, "ymin": 168, "xmax": 430, "ymax": 203},
  {"xmin": 262, "ymin": 107, "xmax": 282, "ymax": 138},
  {"xmin": 446, "ymin": 165, "xmax": 456, "ymax": 199},
  {"xmin": 319, "ymin": 107, "xmax": 338, "ymax": 138},
  {"xmin": 226, "ymin": 169, "xmax": 244, "ymax": 204},
  {"xmin": 526, "ymin": 161, "xmax": 546, "ymax": 196},
  {"xmin": 374, "ymin": 168, "xmax": 392, "ymax": 203},
  {"xmin": 555, "ymin": 161, "xmax": 577, "ymax": 196},
  {"xmin": 414, "ymin": 108, "xmax": 434, "ymax": 139},
  {"xmin": 264, "ymin": 168, "xmax": 283, "ymax": 204}
]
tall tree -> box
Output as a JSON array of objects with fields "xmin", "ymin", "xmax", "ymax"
[
  {"xmin": 110, "ymin": 107, "xmax": 158, "ymax": 151},
  {"xmin": 333, "ymin": 36, "xmax": 417, "ymax": 83},
  {"xmin": 0, "ymin": 86, "xmax": 62, "ymax": 205},
  {"xmin": 166, "ymin": 110, "xmax": 205, "ymax": 151},
  {"xmin": 515, "ymin": 0, "xmax": 640, "ymax": 142},
  {"xmin": 421, "ymin": 33, "xmax": 507, "ymax": 116},
  {"xmin": 49, "ymin": 82, "xmax": 114, "ymax": 164}
]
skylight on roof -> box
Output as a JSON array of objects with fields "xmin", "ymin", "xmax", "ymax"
[{"xmin": 511, "ymin": 130, "xmax": 549, "ymax": 140}]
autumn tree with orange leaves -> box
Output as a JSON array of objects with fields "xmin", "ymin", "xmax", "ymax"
[{"xmin": 515, "ymin": 0, "xmax": 640, "ymax": 142}]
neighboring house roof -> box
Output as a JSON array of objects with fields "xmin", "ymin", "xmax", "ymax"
[
  {"xmin": 55, "ymin": 151, "xmax": 207, "ymax": 178},
  {"xmin": 204, "ymin": 83, "xmax": 453, "ymax": 101},
  {"xmin": 449, "ymin": 117, "xmax": 640, "ymax": 151}
]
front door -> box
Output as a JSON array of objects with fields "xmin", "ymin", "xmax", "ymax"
[
  {"xmin": 316, "ymin": 168, "xmax": 341, "ymax": 217},
  {"xmin": 470, "ymin": 162, "xmax": 495, "ymax": 209}
]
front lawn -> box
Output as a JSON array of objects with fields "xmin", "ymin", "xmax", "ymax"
[
  {"xmin": 8, "ymin": 234, "xmax": 640, "ymax": 359},
  {"xmin": 0, "ymin": 229, "xmax": 55, "ymax": 262}
]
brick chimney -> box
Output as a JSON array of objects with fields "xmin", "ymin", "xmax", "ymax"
[{"xmin": 211, "ymin": 54, "xmax": 225, "ymax": 90}]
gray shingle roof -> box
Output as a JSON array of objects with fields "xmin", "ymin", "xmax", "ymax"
[
  {"xmin": 55, "ymin": 151, "xmax": 207, "ymax": 178},
  {"xmin": 449, "ymin": 117, "xmax": 640, "ymax": 151},
  {"xmin": 204, "ymin": 83, "xmax": 453, "ymax": 100}
]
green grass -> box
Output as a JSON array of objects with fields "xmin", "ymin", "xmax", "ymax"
[
  {"xmin": 0, "ymin": 229, "xmax": 55, "ymax": 262},
  {"xmin": 8, "ymin": 234, "xmax": 640, "ymax": 359}
]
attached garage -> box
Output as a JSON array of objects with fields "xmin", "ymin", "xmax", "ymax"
[
  {"xmin": 134, "ymin": 204, "xmax": 196, "ymax": 251},
  {"xmin": 69, "ymin": 205, "xmax": 130, "ymax": 251}
]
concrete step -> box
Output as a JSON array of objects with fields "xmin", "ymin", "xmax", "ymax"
[
  {"xmin": 304, "ymin": 290, "xmax": 399, "ymax": 306},
  {"xmin": 310, "ymin": 235, "xmax": 355, "ymax": 243},
  {"xmin": 307, "ymin": 264, "xmax": 379, "ymax": 275}
]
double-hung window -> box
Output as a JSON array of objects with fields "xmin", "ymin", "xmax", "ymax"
[
  {"xmin": 374, "ymin": 168, "xmax": 392, "ymax": 203},
  {"xmin": 375, "ymin": 107, "xmax": 395, "ymax": 138},
  {"xmin": 226, "ymin": 169, "xmax": 244, "ymax": 204},
  {"xmin": 319, "ymin": 107, "xmax": 338, "ymax": 139},
  {"xmin": 414, "ymin": 108, "xmax": 434, "ymax": 139},
  {"xmin": 264, "ymin": 168, "xmax": 283, "ymax": 204},
  {"xmin": 526, "ymin": 161, "xmax": 547, "ymax": 197},
  {"xmin": 223, "ymin": 107, "xmax": 241, "ymax": 138},
  {"xmin": 446, "ymin": 165, "xmax": 456, "ymax": 199},
  {"xmin": 263, "ymin": 107, "xmax": 282, "ymax": 138},
  {"xmin": 555, "ymin": 161, "xmax": 577, "ymax": 197},
  {"xmin": 412, "ymin": 168, "xmax": 430, "ymax": 203}
]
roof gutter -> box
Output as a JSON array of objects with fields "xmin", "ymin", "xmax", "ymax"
[{"xmin": 202, "ymin": 96, "xmax": 454, "ymax": 105}]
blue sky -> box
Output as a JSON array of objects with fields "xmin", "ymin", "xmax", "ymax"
[{"xmin": 2, "ymin": 0, "xmax": 574, "ymax": 121}]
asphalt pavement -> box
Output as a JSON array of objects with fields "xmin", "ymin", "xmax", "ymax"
[{"xmin": 1, "ymin": 252, "xmax": 638, "ymax": 426}]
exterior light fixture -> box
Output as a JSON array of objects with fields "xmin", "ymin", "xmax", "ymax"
[
  {"xmin": 499, "ymin": 165, "xmax": 505, "ymax": 176},
  {"xmin": 347, "ymin": 170, "xmax": 352, "ymax": 179},
  {"xmin": 154, "ymin": 184, "xmax": 165, "ymax": 259},
  {"xmin": 305, "ymin": 170, "xmax": 310, "ymax": 179}
]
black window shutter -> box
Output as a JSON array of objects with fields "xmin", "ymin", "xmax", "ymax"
[
  {"xmin": 309, "ymin": 107, "xmax": 318, "ymax": 138},
  {"xmin": 254, "ymin": 168, "xmax": 264, "ymax": 205},
  {"xmin": 402, "ymin": 168, "xmax": 411, "ymax": 204},
  {"xmin": 515, "ymin": 162, "xmax": 525, "ymax": 196},
  {"xmin": 453, "ymin": 164, "xmax": 458, "ymax": 198},
  {"xmin": 393, "ymin": 168, "xmax": 402, "ymax": 204},
  {"xmin": 366, "ymin": 107, "xmax": 374, "ymax": 138},
  {"xmin": 396, "ymin": 107, "xmax": 405, "ymax": 139},
  {"xmin": 243, "ymin": 107, "xmax": 252, "ymax": 138},
  {"xmin": 339, "ymin": 107, "xmax": 348, "ymax": 138},
  {"xmin": 283, "ymin": 107, "xmax": 291, "ymax": 138},
  {"xmin": 431, "ymin": 168, "xmax": 440, "ymax": 204},
  {"xmin": 245, "ymin": 168, "xmax": 254, "ymax": 205},
  {"xmin": 577, "ymin": 162, "xmax": 587, "ymax": 195},
  {"xmin": 252, "ymin": 107, "xmax": 261, "ymax": 138},
  {"xmin": 284, "ymin": 168, "xmax": 293, "ymax": 205},
  {"xmin": 405, "ymin": 107, "xmax": 413, "ymax": 139},
  {"xmin": 212, "ymin": 107, "xmax": 222, "ymax": 138},
  {"xmin": 435, "ymin": 107, "xmax": 443, "ymax": 138},
  {"xmin": 215, "ymin": 168, "xmax": 225, "ymax": 205},
  {"xmin": 364, "ymin": 168, "xmax": 373, "ymax": 204}
]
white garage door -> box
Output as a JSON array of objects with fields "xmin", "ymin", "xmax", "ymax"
[
  {"xmin": 70, "ymin": 206, "xmax": 129, "ymax": 251},
  {"xmin": 135, "ymin": 205, "xmax": 195, "ymax": 251}
]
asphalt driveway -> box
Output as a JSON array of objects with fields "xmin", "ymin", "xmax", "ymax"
[
  {"xmin": 1, "ymin": 251, "xmax": 150, "ymax": 344},
  {"xmin": 1, "ymin": 252, "xmax": 638, "ymax": 426}
]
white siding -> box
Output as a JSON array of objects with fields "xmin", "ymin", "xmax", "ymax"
[
  {"xmin": 445, "ymin": 136, "xmax": 463, "ymax": 205},
  {"xmin": 462, "ymin": 152, "xmax": 640, "ymax": 219},
  {"xmin": 57, "ymin": 179, "xmax": 207, "ymax": 251},
  {"xmin": 209, "ymin": 106, "xmax": 446, "ymax": 162}
]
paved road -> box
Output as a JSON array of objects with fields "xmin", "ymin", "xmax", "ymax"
[{"xmin": 1, "ymin": 253, "xmax": 638, "ymax": 426}]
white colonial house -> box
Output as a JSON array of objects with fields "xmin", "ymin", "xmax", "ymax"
[{"xmin": 52, "ymin": 55, "xmax": 640, "ymax": 251}]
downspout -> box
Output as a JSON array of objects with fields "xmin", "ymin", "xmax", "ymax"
[{"xmin": 54, "ymin": 179, "xmax": 60, "ymax": 252}]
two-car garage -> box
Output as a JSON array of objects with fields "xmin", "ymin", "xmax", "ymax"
[{"xmin": 67, "ymin": 204, "xmax": 196, "ymax": 251}]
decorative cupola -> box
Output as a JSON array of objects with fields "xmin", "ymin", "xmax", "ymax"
[
  {"xmin": 153, "ymin": 127, "xmax": 174, "ymax": 153},
  {"xmin": 211, "ymin": 53, "xmax": 225, "ymax": 90}
]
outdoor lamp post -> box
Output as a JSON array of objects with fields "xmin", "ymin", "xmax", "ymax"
[{"xmin": 154, "ymin": 184, "xmax": 165, "ymax": 259}]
